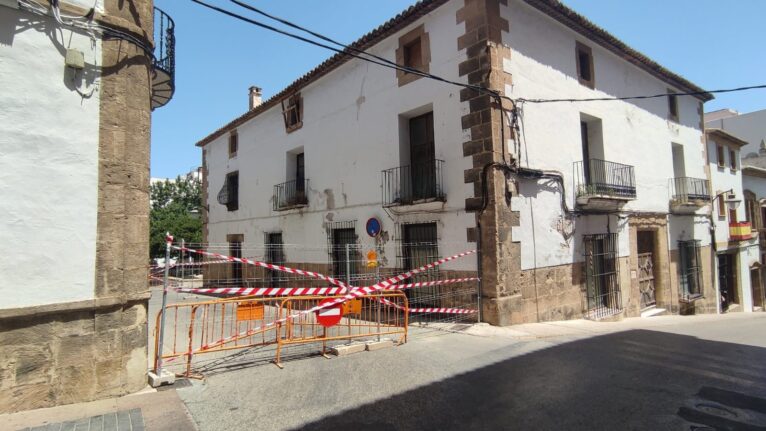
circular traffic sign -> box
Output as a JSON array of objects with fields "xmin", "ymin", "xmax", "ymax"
[
  {"xmin": 315, "ymin": 298, "xmax": 344, "ymax": 327},
  {"xmin": 366, "ymin": 217, "xmax": 381, "ymax": 237}
]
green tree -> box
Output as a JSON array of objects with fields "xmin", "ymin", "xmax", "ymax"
[{"xmin": 149, "ymin": 175, "xmax": 203, "ymax": 257}]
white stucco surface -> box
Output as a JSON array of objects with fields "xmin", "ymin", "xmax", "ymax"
[
  {"xmin": 706, "ymin": 109, "xmax": 766, "ymax": 158},
  {"xmin": 204, "ymin": 0, "xmax": 476, "ymax": 272},
  {"xmin": 501, "ymin": 0, "xmax": 709, "ymax": 270},
  {"xmin": 0, "ymin": 9, "xmax": 101, "ymax": 309}
]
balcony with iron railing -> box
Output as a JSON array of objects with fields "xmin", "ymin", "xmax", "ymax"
[
  {"xmin": 273, "ymin": 179, "xmax": 309, "ymax": 211},
  {"xmin": 382, "ymin": 159, "xmax": 445, "ymax": 207},
  {"xmin": 574, "ymin": 159, "xmax": 636, "ymax": 210},
  {"xmin": 151, "ymin": 7, "xmax": 175, "ymax": 110},
  {"xmin": 669, "ymin": 177, "xmax": 710, "ymax": 213}
]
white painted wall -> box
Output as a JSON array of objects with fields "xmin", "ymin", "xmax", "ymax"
[
  {"xmin": 706, "ymin": 109, "xmax": 766, "ymax": 158},
  {"xmin": 0, "ymin": 8, "xmax": 101, "ymax": 308},
  {"xmin": 204, "ymin": 0, "xmax": 476, "ymax": 272},
  {"xmin": 501, "ymin": 0, "xmax": 709, "ymax": 270}
]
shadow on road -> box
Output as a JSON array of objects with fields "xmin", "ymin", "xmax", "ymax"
[{"xmin": 298, "ymin": 329, "xmax": 766, "ymax": 430}]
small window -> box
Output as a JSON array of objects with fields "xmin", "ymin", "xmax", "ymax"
[
  {"xmin": 667, "ymin": 90, "xmax": 679, "ymax": 122},
  {"xmin": 281, "ymin": 93, "xmax": 303, "ymax": 133},
  {"xmin": 679, "ymin": 240, "xmax": 702, "ymax": 301},
  {"xmin": 729, "ymin": 148, "xmax": 737, "ymax": 170},
  {"xmin": 717, "ymin": 145, "xmax": 726, "ymax": 168},
  {"xmin": 716, "ymin": 191, "xmax": 726, "ymax": 219},
  {"xmin": 403, "ymin": 38, "xmax": 423, "ymax": 70},
  {"xmin": 228, "ymin": 131, "xmax": 238, "ymax": 158},
  {"xmin": 396, "ymin": 24, "xmax": 430, "ymax": 86},
  {"xmin": 575, "ymin": 42, "xmax": 595, "ymax": 88},
  {"xmin": 217, "ymin": 171, "xmax": 239, "ymax": 211}
]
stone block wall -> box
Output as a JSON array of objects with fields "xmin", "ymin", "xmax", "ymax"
[
  {"xmin": 0, "ymin": 301, "xmax": 147, "ymax": 413},
  {"xmin": 0, "ymin": 0, "xmax": 155, "ymax": 414}
]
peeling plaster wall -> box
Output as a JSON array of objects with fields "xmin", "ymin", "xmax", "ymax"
[
  {"xmin": 502, "ymin": 0, "xmax": 708, "ymax": 271},
  {"xmin": 0, "ymin": 9, "xmax": 100, "ymax": 309},
  {"xmin": 204, "ymin": 0, "xmax": 476, "ymax": 271}
]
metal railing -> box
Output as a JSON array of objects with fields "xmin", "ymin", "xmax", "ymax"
[
  {"xmin": 670, "ymin": 177, "xmax": 710, "ymax": 203},
  {"xmin": 382, "ymin": 159, "xmax": 445, "ymax": 207},
  {"xmin": 273, "ymin": 179, "xmax": 309, "ymax": 211},
  {"xmin": 574, "ymin": 159, "xmax": 636, "ymax": 200},
  {"xmin": 151, "ymin": 7, "xmax": 175, "ymax": 109},
  {"xmin": 583, "ymin": 233, "xmax": 623, "ymax": 319}
]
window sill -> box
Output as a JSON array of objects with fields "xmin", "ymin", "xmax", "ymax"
[
  {"xmin": 285, "ymin": 122, "xmax": 303, "ymax": 134},
  {"xmin": 679, "ymin": 294, "xmax": 704, "ymax": 304}
]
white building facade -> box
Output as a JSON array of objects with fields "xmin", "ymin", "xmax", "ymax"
[
  {"xmin": 199, "ymin": 0, "xmax": 715, "ymax": 325},
  {"xmin": 0, "ymin": 0, "xmax": 174, "ymax": 413}
]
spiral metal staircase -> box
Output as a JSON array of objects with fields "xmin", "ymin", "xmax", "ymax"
[{"xmin": 151, "ymin": 7, "xmax": 175, "ymax": 110}]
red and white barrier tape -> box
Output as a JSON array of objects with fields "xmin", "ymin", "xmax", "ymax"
[
  {"xmin": 173, "ymin": 277, "xmax": 480, "ymax": 297},
  {"xmin": 175, "ymin": 286, "xmax": 347, "ymax": 296},
  {"xmin": 195, "ymin": 249, "xmax": 477, "ymax": 351},
  {"xmin": 172, "ymin": 245, "xmax": 349, "ymax": 290},
  {"xmin": 408, "ymin": 307, "xmax": 477, "ymax": 314},
  {"xmin": 150, "ymin": 259, "xmax": 229, "ymax": 272}
]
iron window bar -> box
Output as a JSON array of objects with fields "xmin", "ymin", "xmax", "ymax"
[
  {"xmin": 678, "ymin": 240, "xmax": 703, "ymax": 302},
  {"xmin": 583, "ymin": 233, "xmax": 623, "ymax": 319}
]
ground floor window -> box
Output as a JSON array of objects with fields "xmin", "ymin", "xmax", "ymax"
[
  {"xmin": 265, "ymin": 232, "xmax": 285, "ymax": 287},
  {"xmin": 227, "ymin": 234, "xmax": 243, "ymax": 284},
  {"xmin": 678, "ymin": 240, "xmax": 702, "ymax": 301},
  {"xmin": 583, "ymin": 233, "xmax": 621, "ymax": 318},
  {"xmin": 327, "ymin": 221, "xmax": 357, "ymax": 284},
  {"xmin": 400, "ymin": 222, "xmax": 439, "ymax": 308}
]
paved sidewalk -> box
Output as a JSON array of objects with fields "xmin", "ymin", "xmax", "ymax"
[{"xmin": 1, "ymin": 388, "xmax": 197, "ymax": 431}]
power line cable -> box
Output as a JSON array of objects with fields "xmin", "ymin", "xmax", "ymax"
[
  {"xmin": 519, "ymin": 84, "xmax": 766, "ymax": 104},
  {"xmin": 191, "ymin": 0, "xmax": 505, "ymax": 102}
]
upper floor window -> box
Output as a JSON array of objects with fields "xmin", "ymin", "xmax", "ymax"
[
  {"xmin": 729, "ymin": 148, "xmax": 737, "ymax": 170},
  {"xmin": 281, "ymin": 93, "xmax": 303, "ymax": 133},
  {"xmin": 667, "ymin": 90, "xmax": 679, "ymax": 122},
  {"xmin": 717, "ymin": 145, "xmax": 726, "ymax": 168},
  {"xmin": 218, "ymin": 171, "xmax": 239, "ymax": 212},
  {"xmin": 575, "ymin": 42, "xmax": 595, "ymax": 89},
  {"xmin": 228, "ymin": 131, "xmax": 238, "ymax": 158},
  {"xmin": 396, "ymin": 24, "xmax": 431, "ymax": 87},
  {"xmin": 716, "ymin": 190, "xmax": 726, "ymax": 219}
]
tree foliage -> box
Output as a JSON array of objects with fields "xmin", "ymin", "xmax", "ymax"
[{"xmin": 149, "ymin": 175, "xmax": 203, "ymax": 257}]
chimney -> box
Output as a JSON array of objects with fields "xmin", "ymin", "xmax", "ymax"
[{"xmin": 249, "ymin": 86, "xmax": 262, "ymax": 110}]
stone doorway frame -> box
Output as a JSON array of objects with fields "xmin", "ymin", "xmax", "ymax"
[{"xmin": 628, "ymin": 215, "xmax": 672, "ymax": 316}]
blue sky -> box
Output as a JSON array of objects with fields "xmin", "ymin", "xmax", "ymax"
[{"xmin": 151, "ymin": 0, "xmax": 766, "ymax": 178}]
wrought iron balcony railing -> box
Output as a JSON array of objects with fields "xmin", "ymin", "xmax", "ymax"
[
  {"xmin": 670, "ymin": 177, "xmax": 710, "ymax": 204},
  {"xmin": 151, "ymin": 7, "xmax": 175, "ymax": 110},
  {"xmin": 574, "ymin": 159, "xmax": 636, "ymax": 200},
  {"xmin": 382, "ymin": 159, "xmax": 445, "ymax": 207},
  {"xmin": 273, "ymin": 179, "xmax": 309, "ymax": 211}
]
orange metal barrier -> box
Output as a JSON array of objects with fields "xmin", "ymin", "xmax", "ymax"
[
  {"xmin": 274, "ymin": 292, "xmax": 408, "ymax": 368},
  {"xmin": 153, "ymin": 292, "xmax": 408, "ymax": 376}
]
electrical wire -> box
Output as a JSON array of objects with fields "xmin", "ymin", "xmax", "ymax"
[
  {"xmin": 519, "ymin": 84, "xmax": 766, "ymax": 104},
  {"xmin": 191, "ymin": 0, "xmax": 509, "ymax": 104}
]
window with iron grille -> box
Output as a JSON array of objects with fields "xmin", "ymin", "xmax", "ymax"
[
  {"xmin": 217, "ymin": 171, "xmax": 239, "ymax": 211},
  {"xmin": 679, "ymin": 240, "xmax": 702, "ymax": 301},
  {"xmin": 400, "ymin": 222, "xmax": 439, "ymax": 307},
  {"xmin": 326, "ymin": 221, "xmax": 357, "ymax": 284},
  {"xmin": 281, "ymin": 93, "xmax": 302, "ymax": 132},
  {"xmin": 228, "ymin": 235, "xmax": 243, "ymax": 284},
  {"xmin": 583, "ymin": 233, "xmax": 621, "ymax": 318},
  {"xmin": 265, "ymin": 232, "xmax": 285, "ymax": 287}
]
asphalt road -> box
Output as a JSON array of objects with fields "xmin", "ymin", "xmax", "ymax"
[{"xmin": 177, "ymin": 313, "xmax": 766, "ymax": 430}]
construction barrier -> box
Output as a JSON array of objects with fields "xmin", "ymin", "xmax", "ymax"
[{"xmin": 153, "ymin": 292, "xmax": 408, "ymax": 376}]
